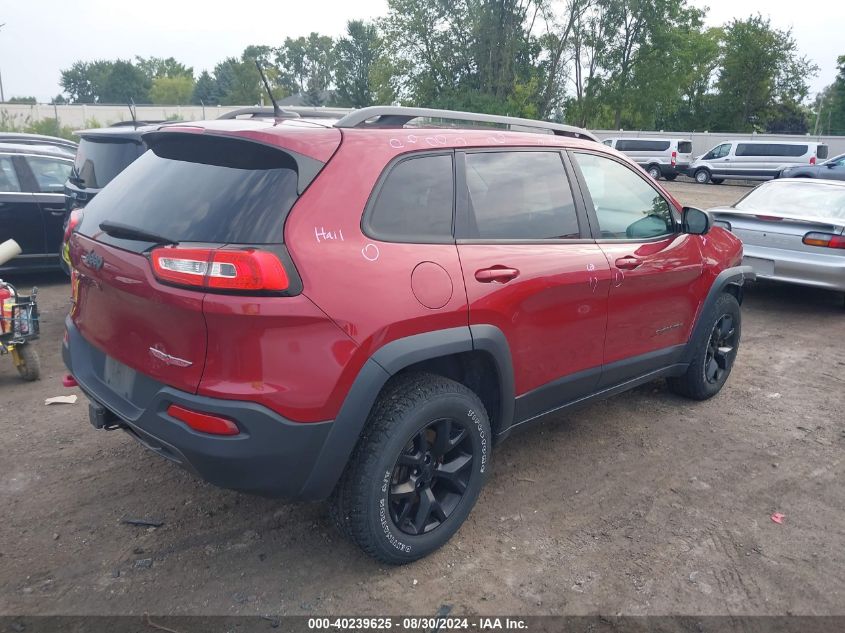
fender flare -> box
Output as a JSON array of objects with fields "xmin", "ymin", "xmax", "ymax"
[
  {"xmin": 683, "ymin": 265, "xmax": 755, "ymax": 363},
  {"xmin": 298, "ymin": 325, "xmax": 515, "ymax": 500}
]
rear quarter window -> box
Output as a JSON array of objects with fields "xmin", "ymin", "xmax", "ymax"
[
  {"xmin": 78, "ymin": 134, "xmax": 304, "ymax": 246},
  {"xmin": 365, "ymin": 154, "xmax": 454, "ymax": 243},
  {"xmin": 678, "ymin": 141, "xmax": 693, "ymax": 154}
]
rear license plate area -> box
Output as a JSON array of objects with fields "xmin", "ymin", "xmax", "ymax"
[
  {"xmin": 103, "ymin": 354, "xmax": 137, "ymax": 400},
  {"xmin": 743, "ymin": 256, "xmax": 775, "ymax": 277}
]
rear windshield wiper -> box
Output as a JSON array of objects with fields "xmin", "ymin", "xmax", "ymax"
[{"xmin": 98, "ymin": 221, "xmax": 178, "ymax": 246}]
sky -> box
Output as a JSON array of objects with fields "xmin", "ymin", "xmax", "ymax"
[{"xmin": 1, "ymin": 0, "xmax": 842, "ymax": 103}]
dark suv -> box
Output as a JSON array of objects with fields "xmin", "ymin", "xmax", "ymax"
[{"xmin": 63, "ymin": 107, "xmax": 753, "ymax": 564}]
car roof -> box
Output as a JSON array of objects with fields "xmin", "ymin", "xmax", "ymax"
[
  {"xmin": 0, "ymin": 142, "xmax": 75, "ymax": 160},
  {"xmin": 0, "ymin": 132, "xmax": 77, "ymax": 148},
  {"xmin": 766, "ymin": 177, "xmax": 845, "ymax": 188},
  {"xmin": 721, "ymin": 139, "xmax": 824, "ymax": 145},
  {"xmin": 148, "ymin": 115, "xmax": 602, "ymax": 160}
]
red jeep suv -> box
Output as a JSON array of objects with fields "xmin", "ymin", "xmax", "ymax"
[{"xmin": 63, "ymin": 106, "xmax": 753, "ymax": 564}]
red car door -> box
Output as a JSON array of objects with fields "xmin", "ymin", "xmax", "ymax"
[
  {"xmin": 455, "ymin": 150, "xmax": 611, "ymax": 426},
  {"xmin": 569, "ymin": 151, "xmax": 705, "ymax": 386}
]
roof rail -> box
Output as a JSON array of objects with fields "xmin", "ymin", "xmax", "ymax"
[
  {"xmin": 216, "ymin": 106, "xmax": 354, "ymax": 121},
  {"xmin": 333, "ymin": 106, "xmax": 597, "ymax": 142}
]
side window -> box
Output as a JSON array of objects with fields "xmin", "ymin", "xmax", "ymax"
[
  {"xmin": 573, "ymin": 152, "xmax": 674, "ymax": 240},
  {"xmin": 463, "ymin": 151, "xmax": 580, "ymax": 239},
  {"xmin": 367, "ymin": 154, "xmax": 454, "ymax": 243},
  {"xmin": 704, "ymin": 144, "xmax": 729, "ymax": 160},
  {"xmin": 25, "ymin": 157, "xmax": 73, "ymax": 193},
  {"xmin": 603, "ymin": 139, "xmax": 613, "ymax": 147},
  {"xmin": 0, "ymin": 156, "xmax": 22, "ymax": 192}
]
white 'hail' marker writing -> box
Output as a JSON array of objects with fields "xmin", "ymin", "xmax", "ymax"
[{"xmin": 315, "ymin": 227, "xmax": 344, "ymax": 243}]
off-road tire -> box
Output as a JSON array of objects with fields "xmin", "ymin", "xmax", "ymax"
[
  {"xmin": 668, "ymin": 293, "xmax": 740, "ymax": 400},
  {"xmin": 15, "ymin": 344, "xmax": 40, "ymax": 381},
  {"xmin": 329, "ymin": 372, "xmax": 491, "ymax": 564}
]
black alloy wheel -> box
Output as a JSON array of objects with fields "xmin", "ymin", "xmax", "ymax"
[
  {"xmin": 389, "ymin": 417, "xmax": 474, "ymax": 536},
  {"xmin": 704, "ymin": 313, "xmax": 736, "ymax": 385}
]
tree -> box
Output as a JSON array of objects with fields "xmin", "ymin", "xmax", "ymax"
[
  {"xmin": 712, "ymin": 15, "xmax": 816, "ymax": 132},
  {"xmin": 814, "ymin": 56, "xmax": 845, "ymax": 135},
  {"xmin": 60, "ymin": 60, "xmax": 112, "ymax": 103},
  {"xmin": 276, "ymin": 33, "xmax": 336, "ymax": 105},
  {"xmin": 333, "ymin": 20, "xmax": 382, "ymax": 107},
  {"xmin": 213, "ymin": 57, "xmax": 261, "ymax": 105},
  {"xmin": 150, "ymin": 76, "xmax": 195, "ymax": 104},
  {"xmin": 98, "ymin": 60, "xmax": 151, "ymax": 104},
  {"xmin": 135, "ymin": 56, "xmax": 194, "ymax": 80},
  {"xmin": 7, "ymin": 96, "xmax": 37, "ymax": 104},
  {"xmin": 191, "ymin": 70, "xmax": 219, "ymax": 105}
]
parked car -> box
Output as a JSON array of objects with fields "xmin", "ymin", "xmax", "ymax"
[
  {"xmin": 688, "ymin": 140, "xmax": 829, "ymax": 184},
  {"xmin": 780, "ymin": 153, "xmax": 845, "ymax": 181},
  {"xmin": 61, "ymin": 124, "xmax": 162, "ymax": 272},
  {"xmin": 0, "ymin": 132, "xmax": 77, "ymax": 156},
  {"xmin": 601, "ymin": 137, "xmax": 693, "ymax": 180},
  {"xmin": 0, "ymin": 143, "xmax": 74, "ymax": 273},
  {"xmin": 62, "ymin": 106, "xmax": 752, "ymax": 564},
  {"xmin": 709, "ymin": 178, "xmax": 845, "ymax": 294}
]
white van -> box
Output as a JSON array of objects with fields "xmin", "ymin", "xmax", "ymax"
[
  {"xmin": 688, "ymin": 140, "xmax": 829, "ymax": 184},
  {"xmin": 602, "ymin": 137, "xmax": 693, "ymax": 180}
]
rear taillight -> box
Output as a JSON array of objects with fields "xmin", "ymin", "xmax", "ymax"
[
  {"xmin": 64, "ymin": 208, "xmax": 83, "ymax": 242},
  {"xmin": 671, "ymin": 150, "xmax": 677, "ymax": 167},
  {"xmin": 167, "ymin": 404, "xmax": 240, "ymax": 436},
  {"xmin": 150, "ymin": 247, "xmax": 289, "ymax": 292},
  {"xmin": 810, "ymin": 156, "xmax": 816, "ymax": 165},
  {"xmin": 803, "ymin": 232, "xmax": 845, "ymax": 249}
]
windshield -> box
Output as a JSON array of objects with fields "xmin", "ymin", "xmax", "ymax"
[
  {"xmin": 74, "ymin": 137, "xmax": 145, "ymax": 189},
  {"xmin": 735, "ymin": 182, "xmax": 845, "ymax": 219},
  {"xmin": 824, "ymin": 153, "xmax": 845, "ymax": 166}
]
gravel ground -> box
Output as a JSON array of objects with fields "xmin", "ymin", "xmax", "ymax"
[{"xmin": 0, "ymin": 181, "xmax": 843, "ymax": 617}]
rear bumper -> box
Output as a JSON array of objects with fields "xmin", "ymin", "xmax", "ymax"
[
  {"xmin": 63, "ymin": 318, "xmax": 334, "ymax": 499},
  {"xmin": 661, "ymin": 163, "xmax": 688, "ymax": 177},
  {"xmin": 743, "ymin": 245, "xmax": 845, "ymax": 291}
]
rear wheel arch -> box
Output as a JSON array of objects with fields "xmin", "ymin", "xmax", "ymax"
[{"xmin": 298, "ymin": 325, "xmax": 514, "ymax": 500}]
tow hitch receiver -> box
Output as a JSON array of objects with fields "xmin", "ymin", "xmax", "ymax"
[{"xmin": 89, "ymin": 402, "xmax": 123, "ymax": 430}]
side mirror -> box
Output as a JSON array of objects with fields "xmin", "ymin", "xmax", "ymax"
[
  {"xmin": 826, "ymin": 163, "xmax": 835, "ymax": 168},
  {"xmin": 683, "ymin": 207, "xmax": 711, "ymax": 235}
]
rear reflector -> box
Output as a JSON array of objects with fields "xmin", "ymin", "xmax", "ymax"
[
  {"xmin": 803, "ymin": 232, "xmax": 845, "ymax": 249},
  {"xmin": 167, "ymin": 404, "xmax": 240, "ymax": 436},
  {"xmin": 150, "ymin": 247, "xmax": 289, "ymax": 291}
]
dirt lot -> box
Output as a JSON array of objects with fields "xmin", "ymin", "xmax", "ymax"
[{"xmin": 1, "ymin": 181, "xmax": 843, "ymax": 617}]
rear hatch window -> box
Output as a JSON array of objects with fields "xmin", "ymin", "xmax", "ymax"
[
  {"xmin": 77, "ymin": 134, "xmax": 301, "ymax": 249},
  {"xmin": 74, "ymin": 137, "xmax": 145, "ymax": 189}
]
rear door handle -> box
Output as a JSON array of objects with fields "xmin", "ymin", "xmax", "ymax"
[
  {"xmin": 475, "ymin": 266, "xmax": 520, "ymax": 283},
  {"xmin": 615, "ymin": 256, "xmax": 642, "ymax": 270}
]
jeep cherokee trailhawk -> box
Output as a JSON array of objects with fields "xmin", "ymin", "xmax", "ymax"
[{"xmin": 63, "ymin": 106, "xmax": 753, "ymax": 563}]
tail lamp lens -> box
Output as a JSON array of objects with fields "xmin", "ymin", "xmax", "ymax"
[
  {"xmin": 671, "ymin": 150, "xmax": 677, "ymax": 167},
  {"xmin": 803, "ymin": 232, "xmax": 845, "ymax": 249},
  {"xmin": 64, "ymin": 208, "xmax": 83, "ymax": 242},
  {"xmin": 167, "ymin": 404, "xmax": 240, "ymax": 436},
  {"xmin": 150, "ymin": 247, "xmax": 289, "ymax": 291},
  {"xmin": 810, "ymin": 156, "xmax": 816, "ymax": 165}
]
